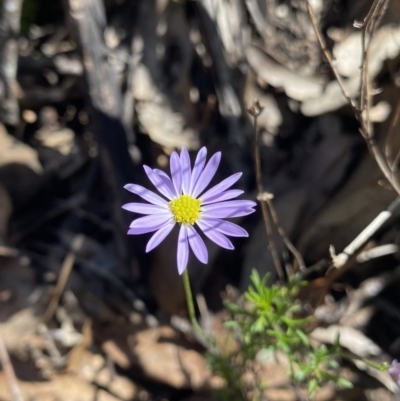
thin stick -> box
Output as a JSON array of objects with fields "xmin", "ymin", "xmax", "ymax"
[
  {"xmin": 249, "ymin": 101, "xmax": 305, "ymax": 272},
  {"xmin": 305, "ymin": 1, "xmax": 356, "ymax": 109},
  {"xmin": 359, "ymin": 0, "xmax": 389, "ymax": 135},
  {"xmin": 248, "ymin": 101, "xmax": 285, "ymax": 280},
  {"xmin": 42, "ymin": 234, "xmax": 84, "ymax": 323},
  {"xmin": 384, "ymin": 98, "xmax": 400, "ymax": 170},
  {"xmin": 332, "ymin": 196, "xmax": 400, "ymax": 268},
  {"xmin": 354, "ymin": 0, "xmax": 400, "ymax": 193},
  {"xmin": 0, "ymin": 337, "xmax": 24, "ymax": 401},
  {"xmin": 264, "ymin": 197, "xmax": 305, "ymax": 271},
  {"xmin": 306, "ymin": 0, "xmax": 400, "ymax": 196}
]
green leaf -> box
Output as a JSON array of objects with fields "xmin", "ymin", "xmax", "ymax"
[
  {"xmin": 295, "ymin": 329, "xmax": 310, "ymax": 346},
  {"xmin": 336, "ymin": 378, "xmax": 353, "ymax": 389},
  {"xmin": 257, "ymin": 349, "xmax": 273, "ymax": 362},
  {"xmin": 327, "ymin": 359, "xmax": 340, "ymax": 370},
  {"xmin": 252, "ymin": 316, "xmax": 267, "ymax": 332},
  {"xmin": 293, "ymin": 369, "xmax": 307, "ymax": 382},
  {"xmin": 249, "ymin": 269, "xmax": 261, "ymax": 287},
  {"xmin": 308, "ymin": 378, "xmax": 319, "ymax": 397},
  {"xmin": 225, "ymin": 302, "xmax": 242, "ymax": 313},
  {"xmin": 224, "ymin": 321, "xmax": 239, "ymax": 328},
  {"xmin": 243, "ymin": 332, "xmax": 251, "ymax": 345}
]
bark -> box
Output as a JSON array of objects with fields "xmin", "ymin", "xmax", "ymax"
[{"xmin": 0, "ymin": 0, "xmax": 23, "ymax": 125}]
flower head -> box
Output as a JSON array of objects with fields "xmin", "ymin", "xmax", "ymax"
[
  {"xmin": 389, "ymin": 360, "xmax": 400, "ymax": 387},
  {"xmin": 123, "ymin": 147, "xmax": 256, "ymax": 274}
]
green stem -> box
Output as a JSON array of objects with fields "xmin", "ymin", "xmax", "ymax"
[
  {"xmin": 340, "ymin": 351, "xmax": 389, "ymax": 371},
  {"xmin": 182, "ymin": 268, "xmax": 204, "ymax": 335}
]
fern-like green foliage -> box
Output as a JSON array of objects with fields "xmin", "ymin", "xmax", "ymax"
[{"xmin": 208, "ymin": 270, "xmax": 353, "ymax": 400}]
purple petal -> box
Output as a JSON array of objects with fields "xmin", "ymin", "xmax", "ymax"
[
  {"xmin": 202, "ymin": 200, "xmax": 256, "ymax": 211},
  {"xmin": 180, "ymin": 147, "xmax": 192, "ymax": 194},
  {"xmin": 146, "ymin": 220, "xmax": 175, "ymax": 252},
  {"xmin": 143, "ymin": 166, "xmax": 175, "ymax": 200},
  {"xmin": 192, "ymin": 152, "xmax": 221, "ymax": 198},
  {"xmin": 154, "ymin": 169, "xmax": 178, "ymax": 198},
  {"xmin": 122, "ymin": 202, "xmax": 169, "ymax": 214},
  {"xmin": 200, "ymin": 172, "xmax": 242, "ymax": 202},
  {"xmin": 189, "ymin": 147, "xmax": 207, "ymax": 195},
  {"xmin": 170, "ymin": 152, "xmax": 182, "ymax": 195},
  {"xmin": 389, "ymin": 360, "xmax": 400, "ymax": 387},
  {"xmin": 202, "ymin": 189, "xmax": 244, "ymax": 205},
  {"xmin": 177, "ymin": 225, "xmax": 189, "ymax": 275},
  {"xmin": 197, "ymin": 220, "xmax": 234, "ymax": 249},
  {"xmin": 187, "ymin": 225, "xmax": 208, "ymax": 264},
  {"xmin": 202, "ymin": 218, "xmax": 248, "ymax": 237},
  {"xmin": 124, "ymin": 184, "xmax": 168, "ymax": 206},
  {"xmin": 128, "ymin": 214, "xmax": 172, "ymax": 234},
  {"xmin": 201, "ymin": 207, "xmax": 255, "ymax": 219}
]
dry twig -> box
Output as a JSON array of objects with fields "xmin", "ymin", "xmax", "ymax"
[
  {"xmin": 262, "ymin": 194, "xmax": 305, "ymax": 272},
  {"xmin": 0, "ymin": 337, "xmax": 24, "ymax": 401},
  {"xmin": 384, "ymin": 97, "xmax": 400, "ymax": 172},
  {"xmin": 248, "ymin": 100, "xmax": 284, "ymax": 280},
  {"xmin": 306, "ymin": 0, "xmax": 400, "ymax": 195},
  {"xmin": 331, "ymin": 196, "xmax": 400, "ymax": 268},
  {"xmin": 249, "ymin": 100, "xmax": 306, "ymax": 276},
  {"xmin": 0, "ymin": 0, "xmax": 23, "ymax": 125},
  {"xmin": 42, "ymin": 234, "xmax": 84, "ymax": 323}
]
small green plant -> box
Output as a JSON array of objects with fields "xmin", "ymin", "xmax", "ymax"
[{"xmin": 207, "ymin": 270, "xmax": 353, "ymax": 400}]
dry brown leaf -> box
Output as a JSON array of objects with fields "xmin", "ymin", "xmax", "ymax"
[
  {"xmin": 0, "ymin": 124, "xmax": 42, "ymax": 173},
  {"xmin": 246, "ymin": 46, "xmax": 324, "ymax": 102},
  {"xmin": 0, "ymin": 372, "xmax": 122, "ymax": 401}
]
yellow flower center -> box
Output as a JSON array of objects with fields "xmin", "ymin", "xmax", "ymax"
[{"xmin": 169, "ymin": 194, "xmax": 202, "ymax": 225}]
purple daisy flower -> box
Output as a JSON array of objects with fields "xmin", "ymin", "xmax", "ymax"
[
  {"xmin": 389, "ymin": 360, "xmax": 400, "ymax": 387},
  {"xmin": 122, "ymin": 147, "xmax": 256, "ymax": 274}
]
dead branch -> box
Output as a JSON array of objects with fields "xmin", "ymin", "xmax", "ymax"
[
  {"xmin": 331, "ymin": 196, "xmax": 400, "ymax": 268},
  {"xmin": 42, "ymin": 234, "xmax": 85, "ymax": 323},
  {"xmin": 63, "ymin": 0, "xmax": 136, "ymax": 267},
  {"xmin": 248, "ymin": 100, "xmax": 284, "ymax": 280},
  {"xmin": 306, "ymin": 0, "xmax": 400, "ymax": 195},
  {"xmin": 263, "ymin": 195, "xmax": 305, "ymax": 272},
  {"xmin": 0, "ymin": 336, "xmax": 24, "ymax": 401},
  {"xmin": 0, "ymin": 0, "xmax": 23, "ymax": 125},
  {"xmin": 196, "ymin": 0, "xmax": 243, "ymax": 143}
]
